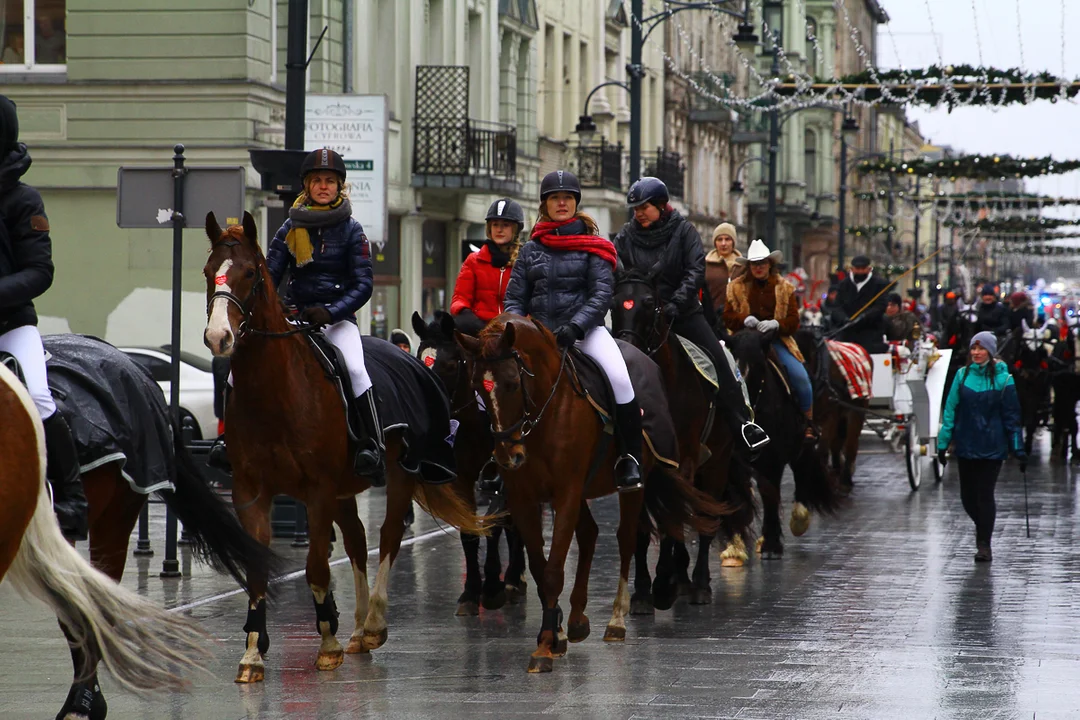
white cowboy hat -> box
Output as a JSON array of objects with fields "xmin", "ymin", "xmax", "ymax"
[{"xmin": 734, "ymin": 239, "xmax": 783, "ymax": 265}]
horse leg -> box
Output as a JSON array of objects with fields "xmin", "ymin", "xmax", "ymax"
[
  {"xmin": 361, "ymin": 463, "xmax": 414, "ymax": 651},
  {"xmin": 566, "ymin": 503, "xmax": 597, "ymax": 644},
  {"xmin": 528, "ymin": 496, "xmax": 578, "ymax": 672},
  {"xmin": 630, "ymin": 527, "xmax": 654, "ymax": 615},
  {"xmin": 57, "ymin": 466, "xmax": 141, "ymax": 720},
  {"xmin": 842, "ymin": 410, "xmax": 863, "ymax": 489},
  {"xmin": 504, "ymin": 523, "xmax": 528, "ymax": 602},
  {"xmin": 457, "ymin": 531, "xmax": 483, "ymax": 616},
  {"xmin": 305, "ymin": 498, "xmax": 343, "ymax": 671},
  {"xmin": 333, "ymin": 497, "xmax": 370, "ymax": 655},
  {"xmin": 605, "ymin": 488, "xmax": 645, "ymax": 641},
  {"xmin": 758, "ymin": 473, "xmax": 784, "ymax": 559},
  {"xmin": 481, "ymin": 524, "xmax": 508, "ymax": 610},
  {"xmin": 651, "ymin": 537, "xmax": 680, "ymax": 611},
  {"xmin": 689, "ymin": 534, "xmax": 714, "ymax": 605},
  {"xmin": 233, "ymin": 481, "xmax": 272, "ymax": 684}
]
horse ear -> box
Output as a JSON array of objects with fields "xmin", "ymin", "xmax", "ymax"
[
  {"xmin": 205, "ymin": 211, "xmax": 222, "ymax": 244},
  {"xmin": 242, "ymin": 211, "xmax": 258, "ymax": 244},
  {"xmin": 530, "ymin": 317, "xmax": 549, "ymax": 340},
  {"xmin": 500, "ymin": 321, "xmax": 517, "ymax": 352},
  {"xmin": 439, "ymin": 311, "xmax": 457, "ymax": 338},
  {"xmin": 411, "ymin": 311, "xmax": 427, "ymax": 339},
  {"xmin": 454, "ymin": 330, "xmax": 482, "ymax": 356}
]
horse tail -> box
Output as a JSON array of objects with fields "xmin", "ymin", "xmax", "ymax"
[
  {"xmin": 718, "ymin": 457, "xmax": 758, "ymax": 543},
  {"xmin": 644, "ymin": 465, "xmax": 729, "ymax": 539},
  {"xmin": 790, "ymin": 444, "xmax": 845, "ymax": 515},
  {"xmin": 4, "ymin": 379, "xmax": 206, "ymax": 693},
  {"xmin": 156, "ymin": 430, "xmax": 282, "ymax": 592},
  {"xmin": 412, "ymin": 481, "xmax": 495, "ymax": 537}
]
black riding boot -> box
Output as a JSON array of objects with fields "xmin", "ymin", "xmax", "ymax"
[
  {"xmin": 613, "ymin": 400, "xmax": 644, "ymax": 492},
  {"xmin": 43, "ymin": 413, "xmax": 88, "ymax": 541},
  {"xmin": 208, "ymin": 434, "xmax": 231, "ymax": 472},
  {"xmin": 716, "ymin": 350, "xmax": 770, "ymax": 451},
  {"xmin": 354, "ymin": 388, "xmax": 386, "ymax": 487}
]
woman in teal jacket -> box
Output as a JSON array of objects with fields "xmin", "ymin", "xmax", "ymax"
[{"xmin": 937, "ymin": 331, "xmax": 1025, "ymax": 562}]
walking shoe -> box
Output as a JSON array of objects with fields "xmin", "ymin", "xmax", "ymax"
[{"xmin": 974, "ymin": 544, "xmax": 993, "ymax": 563}]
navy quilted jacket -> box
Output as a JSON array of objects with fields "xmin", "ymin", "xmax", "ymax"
[
  {"xmin": 266, "ymin": 216, "xmax": 373, "ymax": 323},
  {"xmin": 504, "ymin": 238, "xmax": 614, "ymax": 333}
]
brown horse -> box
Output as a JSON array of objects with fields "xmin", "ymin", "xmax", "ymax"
[
  {"xmin": 202, "ymin": 212, "xmax": 488, "ymax": 683},
  {"xmin": 0, "ymin": 363, "xmax": 209, "ymax": 717},
  {"xmin": 456, "ymin": 316, "xmax": 724, "ymax": 673},
  {"xmin": 611, "ymin": 270, "xmax": 755, "ymax": 610},
  {"xmin": 412, "ymin": 310, "xmax": 527, "ymax": 615}
]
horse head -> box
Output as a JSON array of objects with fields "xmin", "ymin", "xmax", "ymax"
[
  {"xmin": 412, "ymin": 310, "xmax": 468, "ymax": 398},
  {"xmin": 800, "ymin": 303, "xmax": 823, "ymax": 329},
  {"xmin": 611, "ymin": 269, "xmax": 665, "ymax": 353},
  {"xmin": 454, "ymin": 315, "xmax": 557, "ymax": 470},
  {"xmin": 725, "ymin": 329, "xmax": 770, "ymax": 404},
  {"xmin": 203, "ymin": 211, "xmax": 270, "ymax": 357}
]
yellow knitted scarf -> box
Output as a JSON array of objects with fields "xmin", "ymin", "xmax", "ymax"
[{"xmin": 285, "ymin": 194, "xmax": 347, "ymax": 267}]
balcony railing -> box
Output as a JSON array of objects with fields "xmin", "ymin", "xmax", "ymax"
[
  {"xmin": 644, "ymin": 149, "xmax": 684, "ymax": 199},
  {"xmin": 412, "ymin": 118, "xmax": 518, "ymax": 191},
  {"xmin": 574, "ymin": 139, "xmax": 624, "ymax": 192}
]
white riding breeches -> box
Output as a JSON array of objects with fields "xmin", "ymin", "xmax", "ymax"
[
  {"xmin": 577, "ymin": 325, "xmax": 635, "ymax": 404},
  {"xmin": 0, "ymin": 325, "xmax": 57, "ymax": 418},
  {"xmin": 324, "ymin": 319, "xmax": 373, "ymax": 397}
]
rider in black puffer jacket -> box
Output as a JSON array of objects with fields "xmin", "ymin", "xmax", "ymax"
[{"xmin": 612, "ymin": 177, "xmax": 769, "ymax": 452}]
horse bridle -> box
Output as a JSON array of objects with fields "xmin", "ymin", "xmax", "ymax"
[
  {"xmin": 485, "ymin": 348, "xmax": 569, "ymax": 444},
  {"xmin": 613, "ymin": 277, "xmax": 671, "ymax": 356}
]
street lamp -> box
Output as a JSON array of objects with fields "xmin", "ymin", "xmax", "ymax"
[
  {"xmin": 837, "ymin": 112, "xmax": 860, "ymax": 273},
  {"xmin": 573, "ymin": 81, "xmax": 629, "ymax": 147}
]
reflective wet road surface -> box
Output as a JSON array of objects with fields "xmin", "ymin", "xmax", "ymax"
[{"xmin": 3, "ymin": 431, "xmax": 1080, "ymax": 719}]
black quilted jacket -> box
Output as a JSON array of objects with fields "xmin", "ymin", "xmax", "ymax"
[
  {"xmin": 266, "ymin": 216, "xmax": 373, "ymax": 324},
  {"xmin": 612, "ymin": 209, "xmax": 705, "ymax": 317},
  {"xmin": 0, "ymin": 144, "xmax": 54, "ymax": 333}
]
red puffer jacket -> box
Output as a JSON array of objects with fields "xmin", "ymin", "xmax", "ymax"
[{"xmin": 450, "ymin": 244, "xmax": 512, "ymax": 322}]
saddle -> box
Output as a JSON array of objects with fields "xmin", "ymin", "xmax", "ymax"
[
  {"xmin": 674, "ymin": 334, "xmax": 718, "ymax": 390},
  {"xmin": 566, "ymin": 340, "xmax": 679, "ymax": 468},
  {"xmin": 304, "ymin": 331, "xmax": 362, "ymax": 442}
]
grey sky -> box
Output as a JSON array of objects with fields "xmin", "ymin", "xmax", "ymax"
[{"xmin": 875, "ymin": 0, "xmax": 1080, "ymax": 208}]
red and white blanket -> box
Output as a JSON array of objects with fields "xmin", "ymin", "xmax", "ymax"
[{"xmin": 826, "ymin": 340, "xmax": 873, "ymax": 399}]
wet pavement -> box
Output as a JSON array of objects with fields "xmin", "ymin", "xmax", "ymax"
[{"xmin": 4, "ymin": 430, "xmax": 1080, "ymax": 719}]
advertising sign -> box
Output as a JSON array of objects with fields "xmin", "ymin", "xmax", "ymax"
[{"xmin": 305, "ymin": 95, "xmax": 389, "ymax": 249}]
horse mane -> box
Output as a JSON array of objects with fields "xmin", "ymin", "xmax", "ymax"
[
  {"xmin": 726, "ymin": 329, "xmax": 767, "ymax": 369},
  {"xmin": 477, "ymin": 317, "xmax": 511, "ymax": 359}
]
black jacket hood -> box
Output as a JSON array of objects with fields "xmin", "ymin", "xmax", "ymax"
[{"xmin": 0, "ymin": 143, "xmax": 31, "ymax": 191}]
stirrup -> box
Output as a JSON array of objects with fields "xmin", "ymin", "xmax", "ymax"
[
  {"xmin": 614, "ymin": 454, "xmax": 643, "ymax": 493},
  {"xmin": 741, "ymin": 421, "xmax": 770, "ymax": 450},
  {"xmin": 354, "ymin": 444, "xmax": 386, "ymax": 487},
  {"xmin": 477, "ymin": 458, "xmax": 503, "ymax": 495},
  {"xmin": 207, "ymin": 437, "xmax": 232, "ymax": 472}
]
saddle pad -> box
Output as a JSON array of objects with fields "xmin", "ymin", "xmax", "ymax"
[
  {"xmin": 43, "ymin": 334, "xmax": 176, "ymax": 494},
  {"xmin": 675, "ymin": 334, "xmax": 718, "ymax": 390},
  {"xmin": 826, "ymin": 339, "xmax": 873, "ymax": 399},
  {"xmin": 570, "ymin": 339, "xmax": 679, "ymax": 468}
]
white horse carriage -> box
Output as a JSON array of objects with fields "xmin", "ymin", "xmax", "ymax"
[{"xmin": 866, "ymin": 338, "xmax": 953, "ymax": 490}]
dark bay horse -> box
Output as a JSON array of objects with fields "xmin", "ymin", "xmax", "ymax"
[
  {"xmin": 611, "ymin": 270, "xmax": 756, "ymax": 610},
  {"xmin": 0, "ymin": 362, "xmax": 212, "ymax": 720},
  {"xmin": 727, "ymin": 330, "xmax": 844, "ymax": 558},
  {"xmin": 456, "ymin": 316, "xmax": 725, "ymax": 673},
  {"xmin": 412, "ymin": 310, "xmax": 527, "ymax": 615},
  {"xmin": 202, "ymin": 212, "xmax": 488, "ymax": 683}
]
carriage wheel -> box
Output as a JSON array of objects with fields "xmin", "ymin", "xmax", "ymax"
[{"xmin": 905, "ymin": 417, "xmax": 923, "ymax": 491}]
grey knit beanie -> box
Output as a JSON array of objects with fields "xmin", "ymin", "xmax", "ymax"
[{"xmin": 970, "ymin": 331, "xmax": 997, "ymax": 356}]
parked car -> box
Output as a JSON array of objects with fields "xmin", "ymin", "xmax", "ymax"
[{"xmin": 119, "ymin": 346, "xmax": 218, "ymax": 440}]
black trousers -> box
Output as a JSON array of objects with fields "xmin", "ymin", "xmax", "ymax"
[
  {"xmin": 671, "ymin": 312, "xmax": 753, "ymax": 426},
  {"xmin": 956, "ymin": 458, "xmax": 1003, "ymax": 546}
]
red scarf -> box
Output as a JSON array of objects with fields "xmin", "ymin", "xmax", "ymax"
[{"xmin": 531, "ymin": 218, "xmax": 617, "ymax": 270}]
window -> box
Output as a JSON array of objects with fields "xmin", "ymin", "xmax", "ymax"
[
  {"xmin": 806, "ymin": 18, "xmax": 818, "ymax": 76},
  {"xmin": 1, "ymin": 0, "xmax": 65, "ymax": 70},
  {"xmin": 804, "ymin": 129, "xmax": 817, "ymax": 195},
  {"xmin": 762, "ymin": 2, "xmax": 782, "ymax": 54}
]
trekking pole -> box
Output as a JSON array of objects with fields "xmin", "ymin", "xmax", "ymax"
[{"xmin": 1022, "ymin": 464, "xmax": 1031, "ymax": 539}]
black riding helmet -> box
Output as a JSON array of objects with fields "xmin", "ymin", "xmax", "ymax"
[
  {"xmin": 539, "ymin": 169, "xmax": 581, "ymax": 203},
  {"xmin": 485, "ymin": 197, "xmax": 525, "ymax": 228},
  {"xmin": 626, "ymin": 176, "xmax": 669, "ymax": 209},
  {"xmin": 300, "ymin": 148, "xmax": 347, "ymax": 182}
]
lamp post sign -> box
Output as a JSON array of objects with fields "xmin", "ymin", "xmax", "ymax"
[{"xmin": 305, "ymin": 95, "xmax": 389, "ymax": 247}]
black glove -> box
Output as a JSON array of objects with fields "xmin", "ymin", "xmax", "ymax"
[
  {"xmin": 662, "ymin": 303, "xmax": 679, "ymax": 322},
  {"xmin": 936, "ymin": 450, "xmax": 947, "ymax": 468},
  {"xmin": 554, "ymin": 324, "xmax": 581, "ymax": 348},
  {"xmin": 301, "ymin": 306, "xmax": 332, "ymax": 327}
]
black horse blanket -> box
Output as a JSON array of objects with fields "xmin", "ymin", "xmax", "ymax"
[{"xmin": 43, "ymin": 334, "xmax": 175, "ymax": 494}]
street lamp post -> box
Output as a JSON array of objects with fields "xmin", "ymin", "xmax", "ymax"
[
  {"xmin": 837, "ymin": 113, "xmax": 860, "ymax": 273},
  {"xmin": 766, "ymin": 49, "xmax": 781, "ymax": 249}
]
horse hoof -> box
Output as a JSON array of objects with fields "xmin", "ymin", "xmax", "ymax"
[
  {"xmin": 235, "ymin": 662, "xmax": 265, "ymax": 684},
  {"xmin": 652, "ymin": 587, "xmax": 677, "ymax": 611},
  {"xmin": 552, "ymin": 634, "xmax": 568, "ymax": 657},
  {"xmin": 506, "ymin": 582, "xmax": 527, "ymax": 604},
  {"xmin": 567, "ymin": 617, "xmax": 591, "ymax": 643},
  {"xmin": 481, "ymin": 588, "xmax": 508, "ymax": 611},
  {"xmin": 362, "ymin": 628, "xmax": 388, "ymax": 651},
  {"xmin": 629, "ymin": 593, "xmax": 655, "ymax": 616},
  {"xmin": 761, "ymin": 548, "xmax": 783, "ymax": 560},
  {"xmin": 527, "ymin": 654, "xmax": 554, "ymax": 673},
  {"xmin": 720, "ymin": 556, "xmax": 745, "ymax": 567},
  {"xmin": 456, "ymin": 600, "xmax": 480, "ymax": 617},
  {"xmin": 689, "ymin": 587, "xmax": 712, "ymax": 605},
  {"xmin": 603, "ymin": 625, "xmax": 626, "ymax": 642},
  {"xmin": 790, "ymin": 503, "xmax": 811, "ymax": 537},
  {"xmin": 677, "ymin": 581, "xmax": 694, "ymax": 597},
  {"xmin": 315, "ymin": 649, "xmax": 344, "ymax": 671},
  {"xmin": 345, "ymin": 635, "xmax": 370, "ymax": 654},
  {"xmin": 755, "ymin": 536, "xmax": 765, "ymax": 554}
]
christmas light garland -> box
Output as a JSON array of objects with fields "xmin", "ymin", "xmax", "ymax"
[
  {"xmin": 943, "ymin": 217, "xmax": 1080, "ymax": 232},
  {"xmin": 856, "ymin": 154, "xmax": 1080, "ymax": 180}
]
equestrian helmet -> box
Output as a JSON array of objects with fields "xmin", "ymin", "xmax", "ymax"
[
  {"xmin": 300, "ymin": 148, "xmax": 347, "ymax": 182},
  {"xmin": 626, "ymin": 176, "xmax": 669, "ymax": 209},
  {"xmin": 539, "ymin": 169, "xmax": 581, "ymax": 203},
  {"xmin": 485, "ymin": 198, "xmax": 525, "ymax": 228}
]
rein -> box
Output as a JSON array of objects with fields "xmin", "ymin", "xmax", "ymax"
[
  {"xmin": 614, "ymin": 277, "xmax": 671, "ymax": 357},
  {"xmin": 488, "ymin": 348, "xmax": 570, "ymax": 443}
]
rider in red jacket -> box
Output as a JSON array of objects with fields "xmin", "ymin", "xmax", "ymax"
[{"xmin": 450, "ymin": 198, "xmax": 524, "ymax": 332}]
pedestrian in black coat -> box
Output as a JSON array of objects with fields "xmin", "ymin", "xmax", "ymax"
[
  {"xmin": 973, "ymin": 284, "xmax": 1010, "ymax": 338},
  {"xmin": 830, "ymin": 256, "xmax": 889, "ymax": 352}
]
